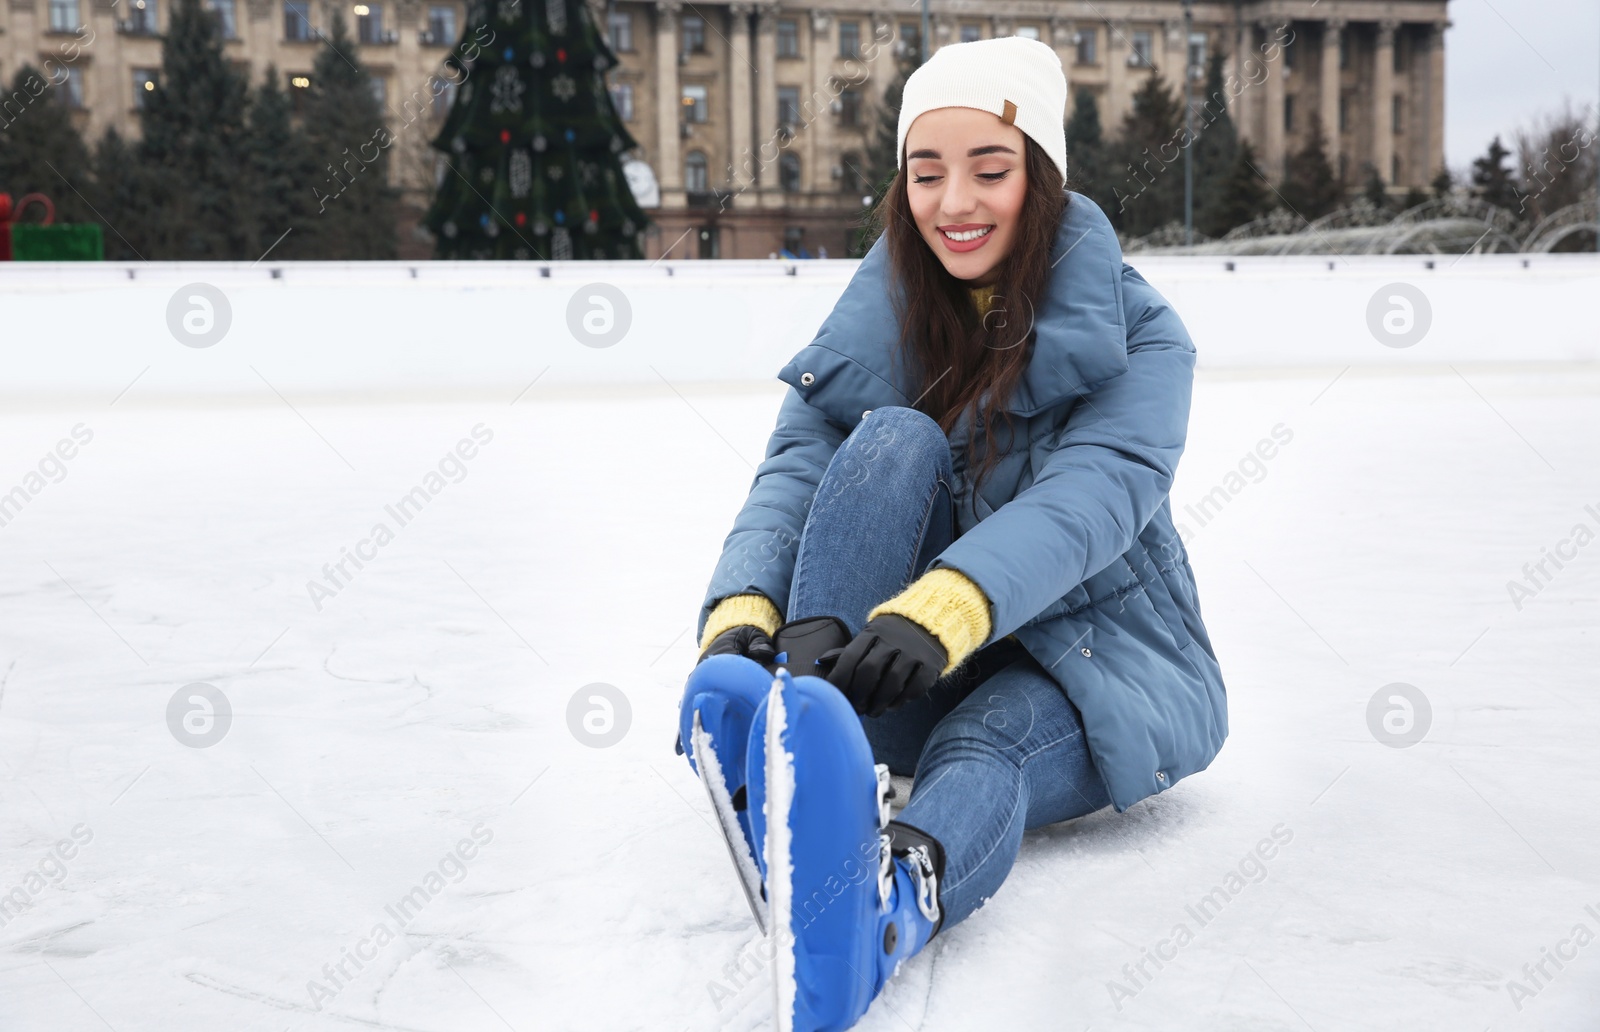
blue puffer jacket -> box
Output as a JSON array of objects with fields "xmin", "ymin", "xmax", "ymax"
[{"xmin": 697, "ymin": 192, "xmax": 1228, "ymax": 812}]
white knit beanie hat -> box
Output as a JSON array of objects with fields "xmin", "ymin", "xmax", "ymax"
[{"xmin": 897, "ymin": 36, "xmax": 1069, "ymax": 183}]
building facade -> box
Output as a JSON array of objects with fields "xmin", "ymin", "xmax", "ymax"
[{"xmin": 1, "ymin": 0, "xmax": 1450, "ymax": 258}]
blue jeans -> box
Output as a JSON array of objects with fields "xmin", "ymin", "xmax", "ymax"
[{"xmin": 788, "ymin": 406, "xmax": 1112, "ymax": 930}]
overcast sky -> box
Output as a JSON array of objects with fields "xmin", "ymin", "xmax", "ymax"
[{"xmin": 1446, "ymin": 0, "xmax": 1600, "ymax": 171}]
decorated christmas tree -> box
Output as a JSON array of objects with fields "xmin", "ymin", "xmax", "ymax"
[{"xmin": 424, "ymin": 0, "xmax": 650, "ymax": 259}]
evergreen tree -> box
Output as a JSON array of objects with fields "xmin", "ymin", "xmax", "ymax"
[
  {"xmin": 1400, "ymin": 186, "xmax": 1429, "ymax": 211},
  {"xmin": 1278, "ymin": 113, "xmax": 1341, "ymax": 220},
  {"xmin": 1065, "ymin": 88, "xmax": 1111, "ymax": 219},
  {"xmin": 299, "ymin": 12, "xmax": 398, "ymax": 259},
  {"xmin": 1209, "ymin": 139, "xmax": 1271, "ymax": 231},
  {"xmin": 1108, "ymin": 70, "xmax": 1184, "ymax": 236},
  {"xmin": 1192, "ymin": 52, "xmax": 1242, "ymax": 238},
  {"xmin": 1431, "ymin": 167, "xmax": 1454, "ymax": 199},
  {"xmin": 246, "ymin": 65, "xmax": 319, "ymax": 260},
  {"xmin": 1362, "ymin": 164, "xmax": 1390, "ymax": 210},
  {"xmin": 1470, "ymin": 135, "xmax": 1524, "ymax": 213},
  {"xmin": 136, "ymin": 0, "xmax": 258, "ymax": 258},
  {"xmin": 424, "ymin": 0, "xmax": 649, "ymax": 259},
  {"xmin": 852, "ymin": 50, "xmax": 917, "ymax": 256},
  {"xmin": 0, "ymin": 65, "xmax": 98, "ymax": 226},
  {"xmin": 88, "ymin": 126, "xmax": 154, "ymax": 260}
]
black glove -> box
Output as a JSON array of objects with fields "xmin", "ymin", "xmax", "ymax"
[
  {"xmin": 698, "ymin": 624, "xmax": 777, "ymax": 668},
  {"xmin": 825, "ymin": 614, "xmax": 948, "ymax": 718}
]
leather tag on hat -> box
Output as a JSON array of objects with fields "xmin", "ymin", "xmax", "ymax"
[{"xmin": 1000, "ymin": 100, "xmax": 1017, "ymax": 125}]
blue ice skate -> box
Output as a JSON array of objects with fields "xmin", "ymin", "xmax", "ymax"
[
  {"xmin": 677, "ymin": 653, "xmax": 773, "ymax": 933},
  {"xmin": 748, "ymin": 666, "xmax": 946, "ymax": 1032},
  {"xmin": 675, "ymin": 617, "xmax": 854, "ymax": 933}
]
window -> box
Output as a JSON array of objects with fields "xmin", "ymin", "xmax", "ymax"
[
  {"xmin": 1392, "ymin": 154, "xmax": 1400, "ymax": 183},
  {"xmin": 1394, "ymin": 37, "xmax": 1405, "ymax": 72},
  {"xmin": 1188, "ymin": 32, "xmax": 1207, "ymax": 78},
  {"xmin": 432, "ymin": 77, "xmax": 456, "ymax": 118},
  {"xmin": 609, "ymin": 82, "xmax": 633, "ymax": 121},
  {"xmin": 607, "ymin": 10, "xmax": 631, "ymax": 51},
  {"xmin": 839, "ymin": 88, "xmax": 859, "ymax": 127},
  {"xmin": 681, "ymin": 83, "xmax": 707, "ymax": 123},
  {"xmin": 369, "ymin": 74, "xmax": 386, "ymax": 106},
  {"xmin": 356, "ymin": 3, "xmax": 384, "ymax": 44},
  {"xmin": 127, "ymin": 0, "xmax": 156, "ymax": 34},
  {"xmin": 1131, "ymin": 30, "xmax": 1153, "ymax": 68},
  {"xmin": 1339, "ymin": 27, "xmax": 1349, "ymax": 70},
  {"xmin": 783, "ymin": 225, "xmax": 804, "ymax": 256},
  {"xmin": 1016, "ymin": 25, "xmax": 1039, "ymax": 41},
  {"xmin": 777, "ymin": 85, "xmax": 799, "ymax": 127},
  {"xmin": 132, "ymin": 68, "xmax": 158, "ymax": 109},
  {"xmin": 960, "ymin": 24, "xmax": 980, "ymax": 44},
  {"xmin": 1392, "ymin": 94, "xmax": 1403, "ymax": 133},
  {"xmin": 288, "ymin": 72, "xmax": 312, "ymax": 112},
  {"xmin": 207, "ymin": 0, "xmax": 236, "ymax": 38},
  {"xmin": 284, "ymin": 0, "xmax": 310, "ymax": 40},
  {"xmin": 1283, "ymin": 34, "xmax": 1297, "ymax": 68},
  {"xmin": 1075, "ymin": 27, "xmax": 1097, "ymax": 65},
  {"xmin": 777, "ymin": 18, "xmax": 798, "ymax": 58},
  {"xmin": 49, "ymin": 0, "xmax": 78, "ymax": 31},
  {"xmin": 55, "ymin": 66, "xmax": 84, "ymax": 106},
  {"xmin": 682, "ymin": 14, "xmax": 705, "ymax": 54},
  {"xmin": 427, "ymin": 5, "xmax": 455, "ymax": 44},
  {"xmin": 1338, "ymin": 93, "xmax": 1348, "ymax": 133},
  {"xmin": 686, "ymin": 150, "xmax": 708, "ymax": 193},
  {"xmin": 840, "ymin": 151, "xmax": 866, "ymax": 194},
  {"xmin": 839, "ymin": 21, "xmax": 859, "ymax": 58},
  {"xmin": 1338, "ymin": 154, "xmax": 1349, "ymax": 182},
  {"xmin": 779, "ymin": 153, "xmax": 800, "ymax": 192},
  {"xmin": 898, "ymin": 23, "xmax": 920, "ymax": 59},
  {"xmin": 1283, "ymin": 95, "xmax": 1295, "ymax": 133}
]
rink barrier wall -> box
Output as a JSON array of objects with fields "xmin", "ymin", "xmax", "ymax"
[{"xmin": 3, "ymin": 254, "xmax": 1596, "ymax": 399}]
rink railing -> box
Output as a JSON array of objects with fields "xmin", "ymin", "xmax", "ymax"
[{"xmin": 3, "ymin": 254, "xmax": 1597, "ymax": 400}]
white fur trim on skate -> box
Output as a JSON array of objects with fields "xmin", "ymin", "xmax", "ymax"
[
  {"xmin": 764, "ymin": 675, "xmax": 798, "ymax": 1032},
  {"xmin": 690, "ymin": 710, "xmax": 767, "ymax": 934}
]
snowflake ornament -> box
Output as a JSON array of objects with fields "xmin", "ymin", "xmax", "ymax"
[{"xmin": 551, "ymin": 74, "xmax": 576, "ymax": 103}]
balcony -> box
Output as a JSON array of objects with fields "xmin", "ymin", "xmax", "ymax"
[{"xmin": 685, "ymin": 188, "xmax": 735, "ymax": 210}]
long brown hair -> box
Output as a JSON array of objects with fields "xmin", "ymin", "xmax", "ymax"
[{"xmin": 864, "ymin": 134, "xmax": 1068, "ymax": 498}]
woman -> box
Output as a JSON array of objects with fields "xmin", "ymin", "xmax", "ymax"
[{"xmin": 678, "ymin": 36, "xmax": 1228, "ymax": 1032}]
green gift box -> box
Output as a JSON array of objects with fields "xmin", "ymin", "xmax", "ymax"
[{"xmin": 11, "ymin": 222, "xmax": 104, "ymax": 261}]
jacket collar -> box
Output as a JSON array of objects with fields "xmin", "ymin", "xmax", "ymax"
[{"xmin": 778, "ymin": 192, "xmax": 1130, "ymax": 424}]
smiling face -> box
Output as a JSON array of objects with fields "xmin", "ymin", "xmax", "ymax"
[{"xmin": 903, "ymin": 106, "xmax": 1029, "ymax": 288}]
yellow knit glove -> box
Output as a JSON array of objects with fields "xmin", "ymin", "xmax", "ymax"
[
  {"xmin": 698, "ymin": 593, "xmax": 783, "ymax": 657},
  {"xmin": 866, "ymin": 567, "xmax": 992, "ymax": 677}
]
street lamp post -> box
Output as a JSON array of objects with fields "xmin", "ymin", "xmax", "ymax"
[
  {"xmin": 921, "ymin": 0, "xmax": 930, "ymax": 65},
  {"xmin": 1183, "ymin": 0, "xmax": 1195, "ymax": 247}
]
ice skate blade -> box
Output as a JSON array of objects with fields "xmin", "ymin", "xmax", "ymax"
[
  {"xmin": 690, "ymin": 709, "xmax": 767, "ymax": 935},
  {"xmin": 765, "ymin": 671, "xmax": 798, "ymax": 1032}
]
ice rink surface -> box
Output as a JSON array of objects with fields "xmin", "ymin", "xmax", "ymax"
[{"xmin": 1, "ymin": 362, "xmax": 1597, "ymax": 1031}]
